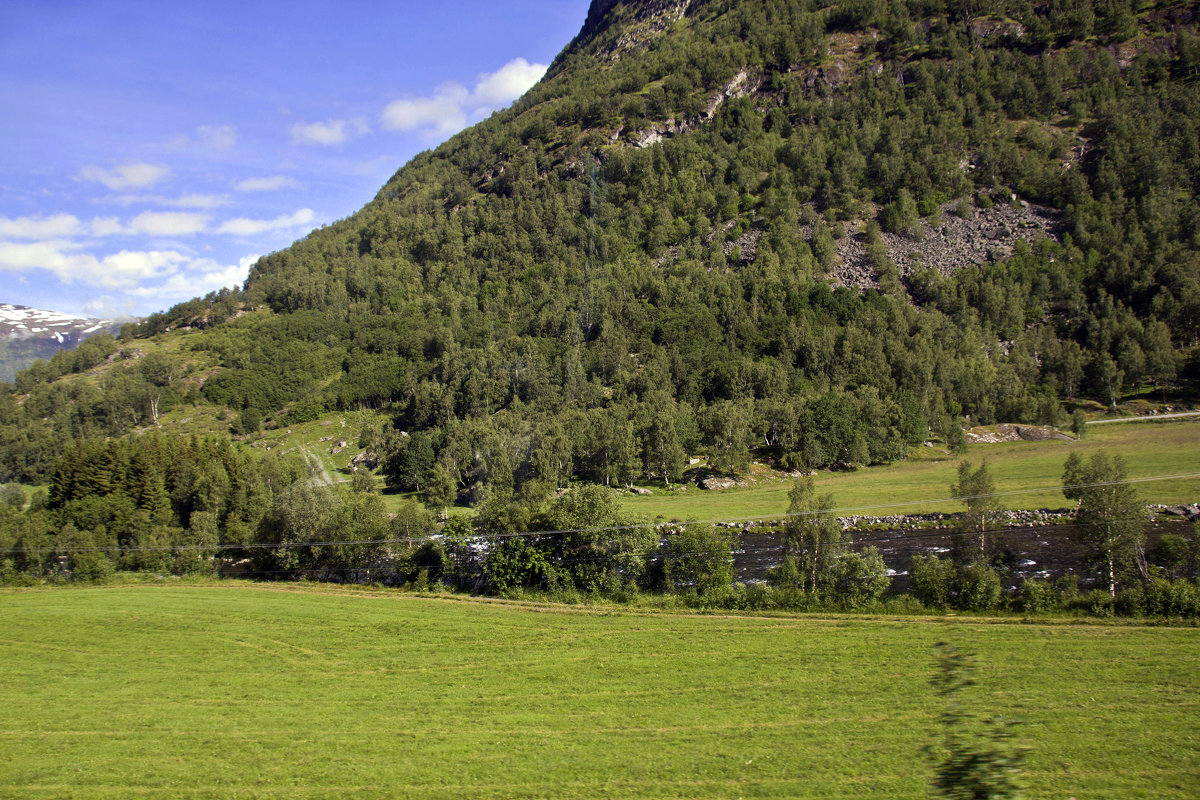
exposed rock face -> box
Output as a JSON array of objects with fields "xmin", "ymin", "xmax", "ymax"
[
  {"xmin": 699, "ymin": 476, "xmax": 744, "ymax": 491},
  {"xmin": 583, "ymin": 0, "xmax": 695, "ymax": 38},
  {"xmin": 964, "ymin": 424, "xmax": 1073, "ymax": 444},
  {"xmin": 583, "ymin": 0, "xmax": 624, "ymax": 35},
  {"xmin": 832, "ymin": 198, "xmax": 1061, "ymax": 288},
  {"xmin": 580, "ymin": 0, "xmax": 698, "ymax": 58},
  {"xmin": 620, "ymin": 68, "xmax": 763, "ymax": 148},
  {"xmin": 349, "ymin": 451, "xmax": 379, "ymax": 470}
]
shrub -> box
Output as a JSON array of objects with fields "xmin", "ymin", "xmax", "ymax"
[
  {"xmin": 1114, "ymin": 584, "xmax": 1147, "ymax": 617},
  {"xmin": 737, "ymin": 581, "xmax": 776, "ymax": 611},
  {"xmin": 1017, "ymin": 578, "xmax": 1061, "ymax": 614},
  {"xmin": 70, "ymin": 552, "xmax": 114, "ymax": 583},
  {"xmin": 661, "ymin": 524, "xmax": 734, "ymax": 598},
  {"xmin": 1075, "ymin": 590, "xmax": 1114, "ymax": 617},
  {"xmin": 1142, "ymin": 576, "xmax": 1200, "ymax": 618},
  {"xmin": 482, "ymin": 537, "xmax": 554, "ymax": 596},
  {"xmin": 954, "ymin": 562, "xmax": 1002, "ymax": 612},
  {"xmin": 835, "ymin": 547, "xmax": 891, "ymax": 609},
  {"xmin": 911, "ymin": 554, "xmax": 954, "ymax": 609}
]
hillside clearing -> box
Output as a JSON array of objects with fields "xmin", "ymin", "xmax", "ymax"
[{"xmin": 620, "ymin": 418, "xmax": 1200, "ymax": 521}]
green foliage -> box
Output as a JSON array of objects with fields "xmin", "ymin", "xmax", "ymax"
[
  {"xmin": 1070, "ymin": 409, "xmax": 1087, "ymax": 439},
  {"xmin": 911, "ymin": 554, "xmax": 1002, "ymax": 611},
  {"xmin": 539, "ymin": 484, "xmax": 655, "ymax": 592},
  {"xmin": 951, "ymin": 460, "xmax": 1001, "ymax": 562},
  {"xmin": 771, "ymin": 479, "xmax": 889, "ymax": 605},
  {"xmin": 0, "ymin": 484, "xmax": 25, "ymax": 510},
  {"xmin": 69, "ymin": 550, "xmax": 114, "ymax": 583},
  {"xmin": 1062, "ymin": 450, "xmax": 1145, "ymax": 595},
  {"xmin": 1016, "ymin": 579, "xmax": 1062, "ymax": 615},
  {"xmin": 912, "ymin": 553, "xmax": 956, "ymax": 609},
  {"xmin": 660, "ymin": 523, "xmax": 735, "ymax": 598},
  {"xmin": 483, "ymin": 536, "xmax": 556, "ymax": 595},
  {"xmin": 778, "ymin": 477, "xmax": 844, "ymax": 594},
  {"xmin": 834, "ymin": 546, "xmax": 891, "ymax": 608}
]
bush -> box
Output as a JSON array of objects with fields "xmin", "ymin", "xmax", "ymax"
[
  {"xmin": 70, "ymin": 552, "xmax": 114, "ymax": 583},
  {"xmin": 1017, "ymin": 578, "xmax": 1061, "ymax": 614},
  {"xmin": 402, "ymin": 539, "xmax": 447, "ymax": 585},
  {"xmin": 880, "ymin": 594, "xmax": 927, "ymax": 615},
  {"xmin": 235, "ymin": 407, "xmax": 262, "ymax": 435},
  {"xmin": 1114, "ymin": 584, "xmax": 1147, "ymax": 617},
  {"xmin": 835, "ymin": 547, "xmax": 891, "ymax": 609},
  {"xmin": 1142, "ymin": 576, "xmax": 1200, "ymax": 618},
  {"xmin": 1148, "ymin": 535, "xmax": 1192, "ymax": 578},
  {"xmin": 1074, "ymin": 590, "xmax": 1114, "ymax": 617},
  {"xmin": 661, "ymin": 523, "xmax": 734, "ymax": 598},
  {"xmin": 482, "ymin": 537, "xmax": 555, "ymax": 596},
  {"xmin": 911, "ymin": 554, "xmax": 954, "ymax": 609},
  {"xmin": 954, "ymin": 562, "xmax": 1002, "ymax": 612},
  {"xmin": 736, "ymin": 581, "xmax": 776, "ymax": 611}
]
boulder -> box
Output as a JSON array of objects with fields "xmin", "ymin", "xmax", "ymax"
[
  {"xmin": 699, "ymin": 476, "xmax": 741, "ymax": 491},
  {"xmin": 350, "ymin": 451, "xmax": 379, "ymax": 470}
]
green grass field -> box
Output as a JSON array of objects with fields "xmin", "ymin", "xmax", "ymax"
[
  {"xmin": 621, "ymin": 418, "xmax": 1200, "ymax": 522},
  {"xmin": 1, "ymin": 584, "xmax": 1197, "ymax": 799}
]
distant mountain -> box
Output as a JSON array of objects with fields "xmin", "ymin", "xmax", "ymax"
[{"xmin": 0, "ymin": 304, "xmax": 126, "ymax": 383}]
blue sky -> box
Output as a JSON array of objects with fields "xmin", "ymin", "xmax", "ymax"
[{"xmin": 0, "ymin": 1, "xmax": 591, "ymax": 318}]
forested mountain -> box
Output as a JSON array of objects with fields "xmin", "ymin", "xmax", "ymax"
[{"xmin": 3, "ymin": 0, "xmax": 1199, "ymax": 549}]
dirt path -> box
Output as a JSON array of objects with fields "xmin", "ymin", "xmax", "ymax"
[
  {"xmin": 1087, "ymin": 411, "xmax": 1200, "ymax": 425},
  {"xmin": 300, "ymin": 444, "xmax": 335, "ymax": 486}
]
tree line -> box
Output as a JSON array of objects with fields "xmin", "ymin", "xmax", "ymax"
[{"xmin": 3, "ymin": 438, "xmax": 1196, "ymax": 617}]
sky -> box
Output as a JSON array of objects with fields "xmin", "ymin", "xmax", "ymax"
[{"xmin": 0, "ymin": 0, "xmax": 591, "ymax": 319}]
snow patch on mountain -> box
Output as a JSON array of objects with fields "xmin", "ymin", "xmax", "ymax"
[{"xmin": 0, "ymin": 304, "xmax": 114, "ymax": 341}]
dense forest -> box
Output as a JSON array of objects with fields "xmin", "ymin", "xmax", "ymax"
[{"xmin": 2, "ymin": 0, "xmax": 1199, "ymax": 602}]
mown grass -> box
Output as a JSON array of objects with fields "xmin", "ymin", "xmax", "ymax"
[
  {"xmin": 620, "ymin": 418, "xmax": 1200, "ymax": 522},
  {"xmin": 0, "ymin": 584, "xmax": 1197, "ymax": 799}
]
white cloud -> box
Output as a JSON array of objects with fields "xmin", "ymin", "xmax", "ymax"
[
  {"xmin": 126, "ymin": 211, "xmax": 210, "ymax": 237},
  {"xmin": 472, "ymin": 58, "xmax": 547, "ymax": 107},
  {"xmin": 0, "ymin": 236, "xmax": 253, "ymax": 298},
  {"xmin": 234, "ymin": 175, "xmax": 298, "ymax": 192},
  {"xmin": 127, "ymin": 258, "xmax": 250, "ymax": 298},
  {"xmin": 380, "ymin": 57, "xmax": 547, "ymax": 139},
  {"xmin": 292, "ymin": 119, "xmax": 351, "ymax": 145},
  {"xmin": 196, "ymin": 124, "xmax": 237, "ymax": 150},
  {"xmin": 90, "ymin": 217, "xmax": 125, "ymax": 236},
  {"xmin": 0, "ymin": 239, "xmax": 178, "ymax": 287},
  {"xmin": 98, "ymin": 193, "xmax": 229, "ymax": 209},
  {"xmin": 79, "ymin": 162, "xmax": 170, "ymax": 191},
  {"xmin": 381, "ymin": 83, "xmax": 470, "ymax": 136},
  {"xmin": 169, "ymin": 124, "xmax": 237, "ymax": 151},
  {"xmin": 0, "ymin": 214, "xmax": 84, "ymax": 239},
  {"xmin": 171, "ymin": 194, "xmax": 229, "ymax": 209},
  {"xmin": 94, "ymin": 250, "xmax": 186, "ymax": 288},
  {"xmin": 3, "ymin": 210, "xmax": 215, "ymax": 240},
  {"xmin": 0, "ymin": 239, "xmax": 87, "ymax": 275},
  {"xmin": 82, "ymin": 295, "xmax": 137, "ymax": 320},
  {"xmin": 215, "ymin": 208, "xmax": 315, "ymax": 236}
]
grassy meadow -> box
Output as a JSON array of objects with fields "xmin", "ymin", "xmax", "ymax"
[
  {"xmin": 1, "ymin": 584, "xmax": 1197, "ymax": 799},
  {"xmin": 620, "ymin": 417, "xmax": 1200, "ymax": 522}
]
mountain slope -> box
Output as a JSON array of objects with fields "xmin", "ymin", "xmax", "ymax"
[
  {"xmin": 4, "ymin": 0, "xmax": 1200, "ymax": 496},
  {"xmin": 0, "ymin": 304, "xmax": 124, "ymax": 383}
]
